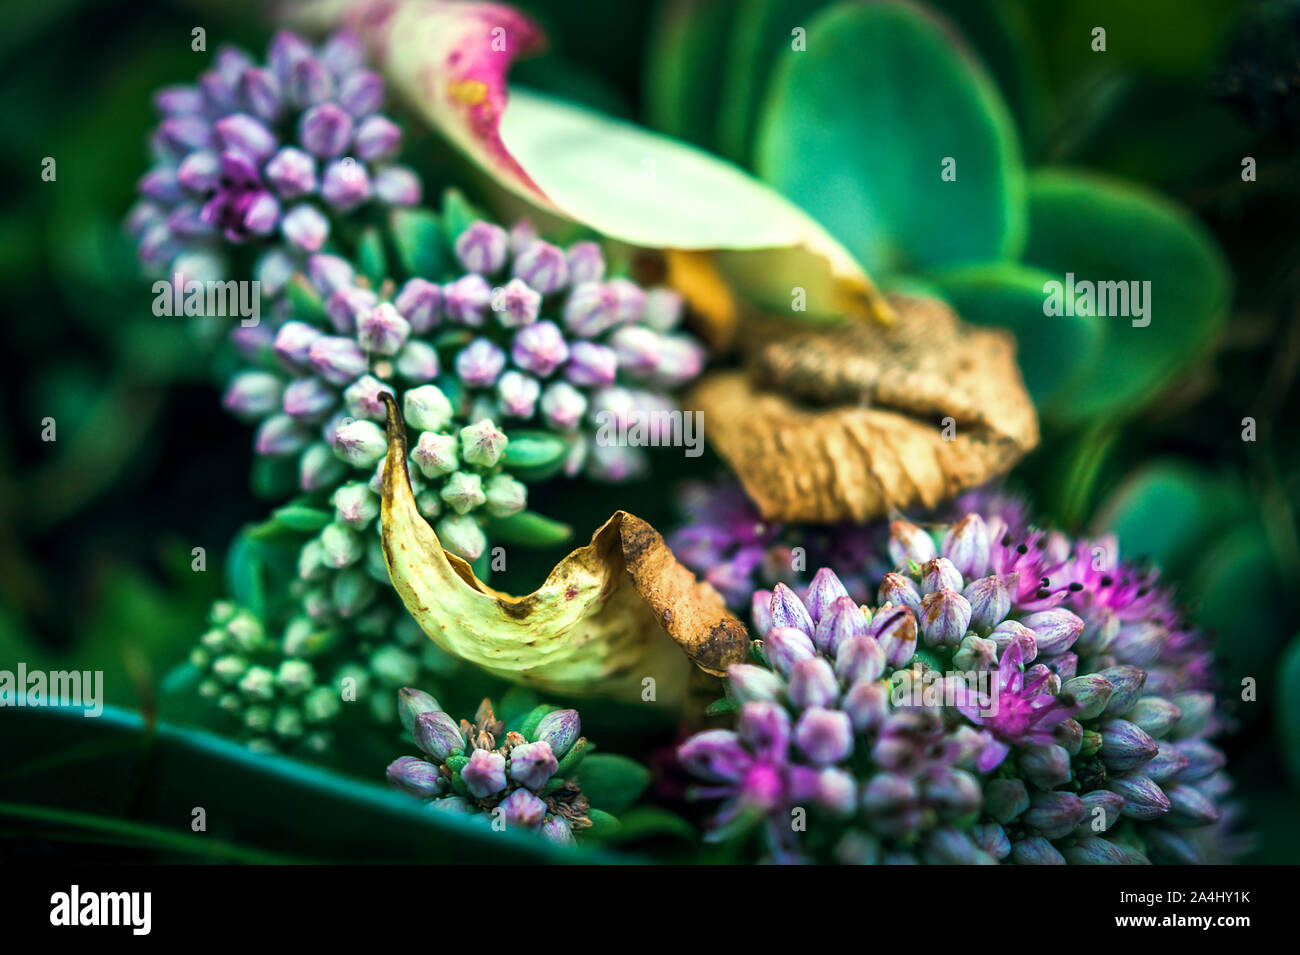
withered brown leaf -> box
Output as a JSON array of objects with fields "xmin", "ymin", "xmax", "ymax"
[
  {"xmin": 378, "ymin": 395, "xmax": 747, "ymax": 703},
  {"xmin": 686, "ymin": 295, "xmax": 1039, "ymax": 522}
]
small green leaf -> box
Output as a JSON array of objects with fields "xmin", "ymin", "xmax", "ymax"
[
  {"xmin": 440, "ymin": 188, "xmax": 486, "ymax": 248},
  {"xmin": 502, "ymin": 431, "xmax": 570, "ymax": 482},
  {"xmin": 583, "ymin": 808, "xmax": 622, "ymax": 839},
  {"xmin": 555, "ymin": 737, "xmax": 589, "ymax": 777},
  {"xmin": 357, "ymin": 225, "xmax": 388, "ymax": 285},
  {"xmin": 576, "ymin": 753, "xmax": 651, "ymax": 815},
  {"xmin": 484, "ymin": 510, "xmax": 573, "ymax": 548},
  {"xmin": 389, "ymin": 208, "xmax": 448, "ymax": 279},
  {"xmin": 225, "ymin": 532, "xmax": 267, "ymax": 619},
  {"xmin": 271, "ymin": 504, "xmax": 333, "ymax": 533},
  {"xmin": 705, "ymin": 696, "xmax": 739, "ymax": 716},
  {"xmin": 285, "ymin": 273, "xmax": 328, "ymax": 324}
]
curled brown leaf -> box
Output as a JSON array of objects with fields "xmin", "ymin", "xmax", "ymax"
[
  {"xmin": 378, "ymin": 395, "xmax": 747, "ymax": 702},
  {"xmin": 686, "ymin": 295, "xmax": 1039, "ymax": 522}
]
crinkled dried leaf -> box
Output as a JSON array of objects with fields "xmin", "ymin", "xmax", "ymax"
[
  {"xmin": 378, "ymin": 396, "xmax": 747, "ymax": 701},
  {"xmin": 286, "ymin": 0, "xmax": 892, "ymax": 324},
  {"xmin": 687, "ymin": 295, "xmax": 1039, "ymax": 522}
]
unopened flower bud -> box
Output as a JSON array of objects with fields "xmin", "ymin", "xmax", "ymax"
[
  {"xmin": 332, "ymin": 418, "xmax": 387, "ymax": 466},
  {"xmin": 833, "ymin": 633, "xmax": 884, "ymax": 684},
  {"xmin": 254, "ymin": 414, "xmax": 309, "ymax": 456},
  {"xmin": 1023, "ymin": 790, "xmax": 1087, "ymax": 839},
  {"xmin": 984, "ymin": 778, "xmax": 1029, "ymax": 823},
  {"xmin": 1128, "ymin": 696, "xmax": 1181, "ymax": 738},
  {"xmin": 440, "ymin": 471, "xmax": 485, "ymax": 515},
  {"xmin": 357, "ymin": 302, "xmax": 410, "ymax": 355},
  {"xmin": 387, "ymin": 756, "xmax": 443, "ymax": 797},
  {"xmin": 411, "ymin": 431, "xmax": 459, "ymax": 478},
  {"xmin": 963, "ymin": 574, "xmax": 1014, "ymax": 630},
  {"xmin": 869, "ymin": 605, "xmax": 918, "ymax": 667},
  {"xmin": 814, "ymin": 595, "xmax": 868, "ymax": 656},
  {"xmin": 1061, "ymin": 673, "xmax": 1114, "ymax": 720},
  {"xmin": 534, "ymin": 708, "xmax": 581, "ymax": 757},
  {"xmin": 1020, "ymin": 608, "xmax": 1084, "ymax": 656},
  {"xmin": 1097, "ymin": 665, "xmax": 1147, "ymax": 715},
  {"xmin": 513, "ymin": 240, "xmax": 568, "ymax": 294},
  {"xmin": 508, "ymin": 740, "xmax": 558, "ymax": 790},
  {"xmin": 920, "ymin": 589, "xmax": 972, "ymax": 649},
  {"xmin": 403, "ymin": 384, "xmax": 453, "ymax": 432},
  {"xmin": 1110, "ymin": 773, "xmax": 1171, "ymax": 820},
  {"xmin": 394, "ymin": 340, "xmax": 440, "ymax": 381},
  {"xmin": 842, "ymin": 679, "xmax": 889, "ymax": 732},
  {"xmin": 414, "ymin": 709, "xmax": 464, "ymax": 761},
  {"xmin": 281, "ymin": 203, "xmax": 329, "ymax": 252},
  {"xmin": 787, "ymin": 657, "xmax": 839, "ymax": 709},
  {"xmin": 1063, "ymin": 836, "xmax": 1128, "ymax": 865},
  {"xmin": 397, "ymin": 687, "xmax": 442, "ymax": 735},
  {"xmin": 941, "ymin": 514, "xmax": 990, "ymax": 578},
  {"xmin": 455, "ymin": 220, "xmax": 509, "ymax": 274},
  {"xmin": 539, "ymin": 381, "xmax": 587, "ymax": 430},
  {"xmin": 794, "ymin": 706, "xmax": 853, "ymax": 765},
  {"xmin": 435, "ymin": 513, "xmax": 487, "ymax": 561},
  {"xmin": 460, "ymin": 419, "xmax": 508, "ymax": 467},
  {"xmin": 483, "ymin": 473, "xmax": 527, "ymax": 517},
  {"xmin": 878, "ymin": 572, "xmax": 921, "ymax": 616},
  {"xmin": 395, "ymin": 278, "xmax": 442, "ymax": 333},
  {"xmin": 769, "ymin": 582, "xmax": 814, "ymax": 637},
  {"xmin": 461, "ymin": 748, "xmax": 507, "ymax": 798},
  {"xmin": 309, "ymin": 335, "xmax": 367, "ymax": 385},
  {"xmin": 763, "ymin": 626, "xmax": 816, "ymax": 677}
]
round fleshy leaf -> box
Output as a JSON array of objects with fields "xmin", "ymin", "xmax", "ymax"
[
  {"xmin": 1092, "ymin": 461, "xmax": 1250, "ymax": 577},
  {"xmin": 1022, "ymin": 169, "xmax": 1231, "ymax": 425},
  {"xmin": 754, "ymin": 0, "xmax": 1026, "ymax": 276}
]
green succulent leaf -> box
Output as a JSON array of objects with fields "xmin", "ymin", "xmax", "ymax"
[
  {"xmin": 754, "ymin": 0, "xmax": 1026, "ymax": 277},
  {"xmin": 484, "ymin": 510, "xmax": 573, "ymax": 548},
  {"xmin": 644, "ymin": 0, "xmax": 741, "ymax": 150},
  {"xmin": 584, "ymin": 808, "xmax": 623, "ymax": 839},
  {"xmin": 1093, "ymin": 460, "xmax": 1251, "ymax": 577},
  {"xmin": 1, "ymin": 705, "xmax": 620, "ymax": 863},
  {"xmin": 574, "ymin": 753, "xmax": 651, "ymax": 815},
  {"xmin": 1021, "ymin": 169, "xmax": 1232, "ymax": 425},
  {"xmin": 501, "ymin": 430, "xmax": 571, "ymax": 482},
  {"xmin": 268, "ymin": 503, "xmax": 334, "ymax": 534}
]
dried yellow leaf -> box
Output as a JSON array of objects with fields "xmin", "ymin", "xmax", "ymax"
[{"xmin": 378, "ymin": 395, "xmax": 748, "ymax": 703}]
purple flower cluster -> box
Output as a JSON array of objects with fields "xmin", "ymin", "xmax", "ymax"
[
  {"xmin": 386, "ymin": 690, "xmax": 590, "ymax": 843},
  {"xmin": 126, "ymin": 29, "xmax": 419, "ymax": 282},
  {"xmin": 441, "ymin": 219, "xmax": 708, "ymax": 482},
  {"xmin": 678, "ymin": 507, "xmax": 1237, "ymax": 864},
  {"xmin": 224, "ymin": 248, "xmax": 526, "ymax": 564},
  {"xmin": 670, "ymin": 479, "xmax": 887, "ymax": 607}
]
